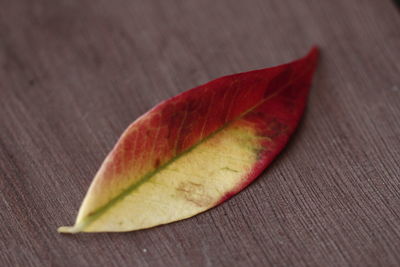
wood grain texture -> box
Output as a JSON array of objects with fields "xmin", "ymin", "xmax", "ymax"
[{"xmin": 0, "ymin": 0, "xmax": 399, "ymax": 266}]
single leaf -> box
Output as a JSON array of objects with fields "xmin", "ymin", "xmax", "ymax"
[{"xmin": 59, "ymin": 47, "xmax": 319, "ymax": 233}]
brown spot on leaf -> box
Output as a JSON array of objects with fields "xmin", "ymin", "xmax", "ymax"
[
  {"xmin": 260, "ymin": 118, "xmax": 288, "ymax": 139},
  {"xmin": 176, "ymin": 182, "xmax": 212, "ymax": 207}
]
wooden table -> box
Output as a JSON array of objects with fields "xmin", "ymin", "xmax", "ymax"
[{"xmin": 1, "ymin": 0, "xmax": 399, "ymax": 266}]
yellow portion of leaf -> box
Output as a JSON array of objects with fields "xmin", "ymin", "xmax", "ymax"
[{"xmin": 58, "ymin": 121, "xmax": 263, "ymax": 233}]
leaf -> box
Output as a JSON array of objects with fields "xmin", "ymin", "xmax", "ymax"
[{"xmin": 58, "ymin": 47, "xmax": 319, "ymax": 233}]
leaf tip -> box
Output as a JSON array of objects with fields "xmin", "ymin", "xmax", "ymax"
[{"xmin": 307, "ymin": 45, "xmax": 320, "ymax": 62}]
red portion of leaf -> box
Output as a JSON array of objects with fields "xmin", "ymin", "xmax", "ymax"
[{"xmin": 110, "ymin": 47, "xmax": 317, "ymax": 184}]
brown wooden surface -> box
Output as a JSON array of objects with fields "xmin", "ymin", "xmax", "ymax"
[{"xmin": 1, "ymin": 0, "xmax": 400, "ymax": 266}]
